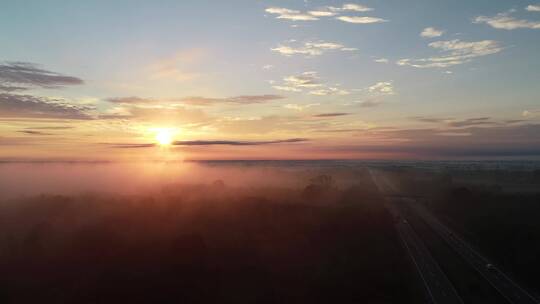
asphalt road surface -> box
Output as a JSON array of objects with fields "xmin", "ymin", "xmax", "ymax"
[
  {"xmin": 410, "ymin": 203, "xmax": 539, "ymax": 304},
  {"xmin": 369, "ymin": 169, "xmax": 539, "ymax": 304},
  {"xmin": 371, "ymin": 170, "xmax": 463, "ymax": 304}
]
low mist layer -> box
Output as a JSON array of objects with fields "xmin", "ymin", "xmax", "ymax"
[{"xmin": 0, "ymin": 162, "xmax": 418, "ymax": 303}]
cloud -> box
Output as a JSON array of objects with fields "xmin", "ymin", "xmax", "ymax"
[
  {"xmin": 473, "ymin": 12, "xmax": 540, "ymax": 30},
  {"xmin": 397, "ymin": 39, "xmax": 503, "ymax": 68},
  {"xmin": 266, "ymin": 4, "xmax": 384, "ymax": 25},
  {"xmin": 107, "ymin": 97, "xmax": 158, "ymax": 104},
  {"xmin": 355, "ymin": 99, "xmax": 383, "ymax": 107},
  {"xmin": 182, "ymin": 95, "xmax": 284, "ymax": 105},
  {"xmin": 17, "ymin": 130, "xmax": 53, "ymax": 135},
  {"xmin": 326, "ymin": 4, "xmax": 373, "ymax": 13},
  {"xmin": 26, "ymin": 126, "xmax": 75, "ymax": 130},
  {"xmin": 0, "ymin": 93, "xmax": 93, "ymax": 120},
  {"xmin": 420, "ymin": 27, "xmax": 444, "ymax": 38},
  {"xmin": 0, "ymin": 62, "xmax": 83, "ymax": 89},
  {"xmin": 173, "ymin": 138, "xmax": 308, "ymax": 146},
  {"xmin": 309, "ymin": 87, "xmax": 349, "ymax": 96},
  {"xmin": 272, "ymin": 86, "xmax": 302, "ymax": 92},
  {"xmin": 446, "ymin": 117, "xmax": 493, "ymax": 127},
  {"xmin": 284, "ymin": 103, "xmax": 319, "ymax": 111},
  {"xmin": 336, "ymin": 16, "xmax": 387, "ymax": 24},
  {"xmin": 527, "ymin": 4, "xmax": 540, "ymax": 12},
  {"xmin": 0, "ymin": 84, "xmax": 27, "ymax": 92},
  {"xmin": 368, "ymin": 81, "xmax": 394, "ymax": 95},
  {"xmin": 307, "ymin": 3, "xmax": 373, "ymax": 18},
  {"xmin": 412, "ymin": 116, "xmax": 496, "ymax": 127},
  {"xmin": 374, "ymin": 58, "xmax": 389, "ymax": 63},
  {"xmin": 104, "ymin": 143, "xmax": 157, "ymax": 149},
  {"xmin": 273, "ymin": 71, "xmax": 349, "ymax": 95},
  {"xmin": 271, "ymin": 41, "xmax": 357, "ymax": 57},
  {"xmin": 412, "ymin": 116, "xmax": 452, "ymax": 123},
  {"xmin": 312, "ymin": 113, "xmax": 349, "ymax": 118},
  {"xmin": 262, "ymin": 65, "xmax": 274, "ymax": 70},
  {"xmin": 322, "ymin": 124, "xmax": 540, "ymax": 158},
  {"xmin": 116, "ymin": 105, "xmax": 209, "ymax": 124},
  {"xmin": 265, "ymin": 7, "xmax": 318, "ymax": 21},
  {"xmin": 273, "ymin": 71, "xmax": 321, "ymax": 92},
  {"xmin": 523, "ymin": 109, "xmax": 540, "ymax": 117},
  {"xmin": 340, "ymin": 3, "xmax": 373, "ymax": 12},
  {"xmin": 308, "ymin": 10, "xmax": 337, "ymax": 17},
  {"xmin": 107, "ymin": 95, "xmax": 284, "ymax": 106},
  {"xmin": 101, "ymin": 137, "xmax": 310, "ymax": 148}
]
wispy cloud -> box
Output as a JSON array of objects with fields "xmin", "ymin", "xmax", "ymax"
[
  {"xmin": 308, "ymin": 10, "xmax": 337, "ymax": 17},
  {"xmin": 397, "ymin": 39, "xmax": 503, "ymax": 68},
  {"xmin": 412, "ymin": 116, "xmax": 496, "ymax": 127},
  {"xmin": 374, "ymin": 58, "xmax": 389, "ymax": 63},
  {"xmin": 523, "ymin": 109, "xmax": 540, "ymax": 117},
  {"xmin": 271, "ymin": 41, "xmax": 357, "ymax": 57},
  {"xmin": 173, "ymin": 138, "xmax": 308, "ymax": 146},
  {"xmin": 474, "ymin": 11, "xmax": 540, "ymax": 30},
  {"xmin": 368, "ymin": 81, "xmax": 395, "ymax": 95},
  {"xmin": 273, "ymin": 71, "xmax": 349, "ymax": 96},
  {"xmin": 107, "ymin": 95, "xmax": 284, "ymax": 106},
  {"xmin": 107, "ymin": 138, "xmax": 309, "ymax": 148},
  {"xmin": 0, "ymin": 62, "xmax": 83, "ymax": 90},
  {"xmin": 312, "ymin": 112, "xmax": 350, "ymax": 118},
  {"xmin": 420, "ymin": 27, "xmax": 444, "ymax": 38},
  {"xmin": 17, "ymin": 130, "xmax": 53, "ymax": 135},
  {"xmin": 265, "ymin": 7, "xmax": 318, "ymax": 21},
  {"xmin": 355, "ymin": 99, "xmax": 384, "ymax": 108},
  {"xmin": 266, "ymin": 4, "xmax": 385, "ymax": 25},
  {"xmin": 527, "ymin": 4, "xmax": 540, "ymax": 12},
  {"xmin": 336, "ymin": 16, "xmax": 387, "ymax": 24},
  {"xmin": 0, "ymin": 93, "xmax": 93, "ymax": 120},
  {"xmin": 327, "ymin": 4, "xmax": 373, "ymax": 12},
  {"xmin": 284, "ymin": 103, "xmax": 319, "ymax": 111}
]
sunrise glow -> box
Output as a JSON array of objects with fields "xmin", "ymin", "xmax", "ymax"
[{"xmin": 155, "ymin": 129, "xmax": 174, "ymax": 146}]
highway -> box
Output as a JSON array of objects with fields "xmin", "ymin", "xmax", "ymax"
[
  {"xmin": 370, "ymin": 170, "xmax": 464, "ymax": 304},
  {"xmin": 370, "ymin": 169, "xmax": 539, "ymax": 304},
  {"xmin": 410, "ymin": 202, "xmax": 539, "ymax": 304}
]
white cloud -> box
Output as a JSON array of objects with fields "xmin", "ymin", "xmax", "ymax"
[
  {"xmin": 526, "ymin": 4, "xmax": 540, "ymax": 12},
  {"xmin": 397, "ymin": 39, "xmax": 503, "ymax": 68},
  {"xmin": 262, "ymin": 65, "xmax": 274, "ymax": 70},
  {"xmin": 374, "ymin": 58, "xmax": 389, "ymax": 63},
  {"xmin": 355, "ymin": 99, "xmax": 383, "ymax": 107},
  {"xmin": 337, "ymin": 16, "xmax": 387, "ymax": 24},
  {"xmin": 266, "ymin": 4, "xmax": 385, "ymax": 25},
  {"xmin": 368, "ymin": 82, "xmax": 394, "ymax": 95},
  {"xmin": 420, "ymin": 27, "xmax": 444, "ymax": 38},
  {"xmin": 473, "ymin": 12, "xmax": 540, "ymax": 30},
  {"xmin": 330, "ymin": 3, "xmax": 373, "ymax": 12},
  {"xmin": 309, "ymin": 87, "xmax": 349, "ymax": 96},
  {"xmin": 265, "ymin": 7, "xmax": 318, "ymax": 21},
  {"xmin": 273, "ymin": 72, "xmax": 349, "ymax": 96},
  {"xmin": 273, "ymin": 85, "xmax": 302, "ymax": 92},
  {"xmin": 308, "ymin": 10, "xmax": 337, "ymax": 17},
  {"xmin": 284, "ymin": 103, "xmax": 320, "ymax": 111},
  {"xmin": 271, "ymin": 41, "xmax": 357, "ymax": 57}
]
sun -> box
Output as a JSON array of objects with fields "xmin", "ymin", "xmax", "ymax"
[{"xmin": 155, "ymin": 129, "xmax": 174, "ymax": 146}]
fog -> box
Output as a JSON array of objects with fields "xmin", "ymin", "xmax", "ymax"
[
  {"xmin": 0, "ymin": 161, "xmax": 415, "ymax": 303},
  {"xmin": 0, "ymin": 162, "xmax": 302, "ymax": 199}
]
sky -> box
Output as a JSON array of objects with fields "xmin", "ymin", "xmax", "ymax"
[{"xmin": 1, "ymin": 0, "xmax": 540, "ymax": 160}]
